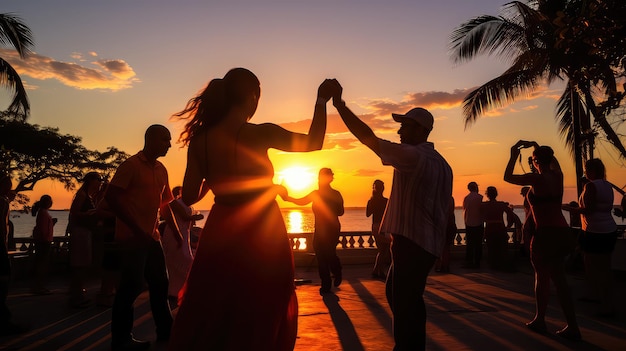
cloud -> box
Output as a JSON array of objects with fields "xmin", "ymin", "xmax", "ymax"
[
  {"xmin": 353, "ymin": 169, "xmax": 386, "ymax": 177},
  {"xmin": 367, "ymin": 88, "xmax": 476, "ymax": 116},
  {"xmin": 276, "ymin": 84, "xmax": 558, "ymax": 151},
  {"xmin": 0, "ymin": 49, "xmax": 139, "ymax": 91},
  {"xmin": 323, "ymin": 138, "xmax": 359, "ymax": 150},
  {"xmin": 483, "ymin": 108, "xmax": 506, "ymax": 118},
  {"xmin": 279, "ymin": 116, "xmax": 347, "ymax": 134},
  {"xmin": 370, "ymin": 85, "xmax": 555, "ymax": 120},
  {"xmin": 278, "ymin": 111, "xmax": 396, "ymax": 135}
]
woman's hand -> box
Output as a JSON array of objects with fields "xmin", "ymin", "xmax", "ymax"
[
  {"xmin": 317, "ymin": 79, "xmax": 336, "ymax": 102},
  {"xmin": 274, "ymin": 184, "xmax": 289, "ymax": 201},
  {"xmin": 513, "ymin": 140, "xmax": 528, "ymax": 149},
  {"xmin": 511, "ymin": 140, "xmax": 537, "ymax": 157}
]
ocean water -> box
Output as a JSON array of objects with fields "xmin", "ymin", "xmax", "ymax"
[
  {"xmin": 11, "ymin": 206, "xmax": 626, "ymax": 239},
  {"xmin": 10, "ymin": 208, "xmax": 373, "ymax": 238},
  {"xmin": 8, "ymin": 207, "xmax": 588, "ymax": 238}
]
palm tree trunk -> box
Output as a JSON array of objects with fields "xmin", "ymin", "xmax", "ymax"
[{"xmin": 571, "ymin": 81, "xmax": 584, "ymax": 196}]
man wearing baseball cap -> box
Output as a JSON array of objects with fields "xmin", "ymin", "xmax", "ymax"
[{"xmin": 330, "ymin": 81, "xmax": 453, "ymax": 351}]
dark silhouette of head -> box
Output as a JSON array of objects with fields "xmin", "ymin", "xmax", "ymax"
[
  {"xmin": 172, "ymin": 186, "xmax": 182, "ymax": 198},
  {"xmin": 318, "ymin": 168, "xmax": 334, "ymax": 186},
  {"xmin": 373, "ymin": 179, "xmax": 384, "ymax": 195},
  {"xmin": 486, "ymin": 186, "xmax": 498, "ymax": 200},
  {"xmin": 584, "ymin": 158, "xmax": 606, "ymax": 180},
  {"xmin": 0, "ymin": 171, "xmax": 11, "ymax": 196},
  {"xmin": 144, "ymin": 124, "xmax": 172, "ymax": 160},
  {"xmin": 468, "ymin": 181, "xmax": 478, "ymax": 192},
  {"xmin": 392, "ymin": 107, "xmax": 434, "ymax": 145},
  {"xmin": 82, "ymin": 172, "xmax": 101, "ymax": 184},
  {"xmin": 532, "ymin": 145, "xmax": 554, "ymax": 167},
  {"xmin": 32, "ymin": 194, "xmax": 52, "ymax": 216},
  {"xmin": 77, "ymin": 171, "xmax": 102, "ymax": 195},
  {"xmin": 176, "ymin": 68, "xmax": 261, "ymax": 145}
]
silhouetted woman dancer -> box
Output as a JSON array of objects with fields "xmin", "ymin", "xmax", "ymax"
[
  {"xmin": 167, "ymin": 68, "xmax": 335, "ymax": 350},
  {"xmin": 564, "ymin": 158, "xmax": 618, "ymax": 317},
  {"xmin": 67, "ymin": 171, "xmax": 103, "ymax": 308},
  {"xmin": 504, "ymin": 140, "xmax": 580, "ymax": 340}
]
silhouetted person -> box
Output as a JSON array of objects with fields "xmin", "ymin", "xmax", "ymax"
[
  {"xmin": 160, "ymin": 186, "xmax": 203, "ymax": 303},
  {"xmin": 94, "ymin": 189, "xmax": 119, "ymax": 308},
  {"xmin": 435, "ymin": 197, "xmax": 456, "ymax": 273},
  {"xmin": 505, "ymin": 140, "xmax": 580, "ymax": 340},
  {"xmin": 331, "ymin": 81, "xmax": 453, "ymax": 351},
  {"xmin": 563, "ymin": 200, "xmax": 583, "ymax": 271},
  {"xmin": 481, "ymin": 186, "xmax": 516, "ymax": 271},
  {"xmin": 463, "ymin": 181, "xmax": 483, "ymax": 268},
  {"xmin": 167, "ymin": 68, "xmax": 335, "ymax": 351},
  {"xmin": 284, "ymin": 168, "xmax": 344, "ymax": 294},
  {"xmin": 520, "ymin": 186, "xmax": 534, "ymax": 256},
  {"xmin": 564, "ymin": 158, "xmax": 618, "ymax": 317},
  {"xmin": 0, "ymin": 172, "xmax": 23, "ymax": 335},
  {"xmin": 67, "ymin": 171, "xmax": 103, "ymax": 308},
  {"xmin": 367, "ymin": 179, "xmax": 389, "ymax": 279},
  {"xmin": 31, "ymin": 194, "xmax": 56, "ymax": 295},
  {"xmin": 106, "ymin": 124, "xmax": 181, "ymax": 351},
  {"xmin": 7, "ymin": 219, "xmax": 15, "ymax": 252}
]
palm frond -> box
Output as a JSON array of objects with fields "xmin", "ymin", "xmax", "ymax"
[
  {"xmin": 449, "ymin": 15, "xmax": 504, "ymax": 63},
  {"xmin": 0, "ymin": 13, "xmax": 34, "ymax": 58},
  {"xmin": 555, "ymin": 86, "xmax": 577, "ymax": 156},
  {"xmin": 0, "ymin": 57, "xmax": 30, "ymax": 117},
  {"xmin": 583, "ymin": 89, "xmax": 626, "ymax": 158},
  {"xmin": 463, "ymin": 68, "xmax": 540, "ymax": 128}
]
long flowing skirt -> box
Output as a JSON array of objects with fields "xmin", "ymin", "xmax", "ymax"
[{"xmin": 168, "ymin": 200, "xmax": 298, "ymax": 351}]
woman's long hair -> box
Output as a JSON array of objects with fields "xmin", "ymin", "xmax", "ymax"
[
  {"xmin": 175, "ymin": 68, "xmax": 260, "ymax": 145},
  {"xmin": 73, "ymin": 172, "xmax": 101, "ymax": 202}
]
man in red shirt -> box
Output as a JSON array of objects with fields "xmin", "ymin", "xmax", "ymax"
[{"xmin": 106, "ymin": 124, "xmax": 181, "ymax": 351}]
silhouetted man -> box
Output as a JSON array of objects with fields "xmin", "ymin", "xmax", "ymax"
[
  {"xmin": 284, "ymin": 168, "xmax": 344, "ymax": 294},
  {"xmin": 331, "ymin": 81, "xmax": 453, "ymax": 351},
  {"xmin": 106, "ymin": 124, "xmax": 181, "ymax": 351},
  {"xmin": 367, "ymin": 179, "xmax": 389, "ymax": 278},
  {"xmin": 463, "ymin": 181, "xmax": 484, "ymax": 268}
]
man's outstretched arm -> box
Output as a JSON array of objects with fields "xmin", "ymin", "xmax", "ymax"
[{"xmin": 331, "ymin": 81, "xmax": 380, "ymax": 155}]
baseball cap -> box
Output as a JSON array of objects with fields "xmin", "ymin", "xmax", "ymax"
[{"xmin": 392, "ymin": 107, "xmax": 434, "ymax": 131}]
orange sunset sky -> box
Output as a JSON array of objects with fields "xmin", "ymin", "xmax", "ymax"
[{"xmin": 3, "ymin": 0, "xmax": 626, "ymax": 210}]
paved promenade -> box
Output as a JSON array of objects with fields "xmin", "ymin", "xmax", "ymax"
[{"xmin": 1, "ymin": 257, "xmax": 625, "ymax": 350}]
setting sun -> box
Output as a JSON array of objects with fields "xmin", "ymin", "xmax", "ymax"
[{"xmin": 277, "ymin": 166, "xmax": 316, "ymax": 191}]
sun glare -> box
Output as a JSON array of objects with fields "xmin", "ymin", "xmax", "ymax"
[{"xmin": 277, "ymin": 166, "xmax": 315, "ymax": 191}]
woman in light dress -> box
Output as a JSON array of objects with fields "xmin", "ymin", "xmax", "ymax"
[{"xmin": 161, "ymin": 186, "xmax": 203, "ymax": 302}]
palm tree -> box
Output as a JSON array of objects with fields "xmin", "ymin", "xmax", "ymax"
[
  {"xmin": 0, "ymin": 13, "xmax": 34, "ymax": 120},
  {"xmin": 449, "ymin": 0, "xmax": 626, "ymax": 195}
]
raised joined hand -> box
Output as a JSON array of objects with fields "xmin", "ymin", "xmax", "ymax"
[
  {"xmin": 317, "ymin": 79, "xmax": 336, "ymax": 102},
  {"xmin": 328, "ymin": 79, "xmax": 343, "ymax": 106}
]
